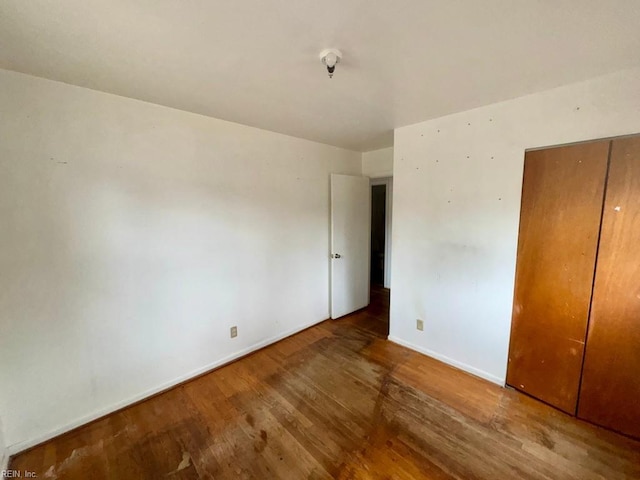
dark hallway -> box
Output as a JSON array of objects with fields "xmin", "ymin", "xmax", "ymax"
[{"xmin": 370, "ymin": 184, "xmax": 386, "ymax": 287}]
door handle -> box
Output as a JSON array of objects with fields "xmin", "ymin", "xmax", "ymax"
[{"xmin": 332, "ymin": 253, "xmax": 342, "ymax": 259}]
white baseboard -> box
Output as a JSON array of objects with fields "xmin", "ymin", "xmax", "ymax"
[
  {"xmin": 387, "ymin": 335, "xmax": 505, "ymax": 386},
  {"xmin": 7, "ymin": 317, "xmax": 327, "ymax": 456},
  {"xmin": 1, "ymin": 450, "xmax": 8, "ymax": 472}
]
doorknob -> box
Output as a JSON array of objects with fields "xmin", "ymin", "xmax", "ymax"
[{"xmin": 332, "ymin": 253, "xmax": 342, "ymax": 259}]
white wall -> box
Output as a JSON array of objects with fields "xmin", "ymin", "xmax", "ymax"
[
  {"xmin": 0, "ymin": 69, "xmax": 362, "ymax": 452},
  {"xmin": 0, "ymin": 416, "xmax": 7, "ymax": 472},
  {"xmin": 390, "ymin": 68, "xmax": 640, "ymax": 385},
  {"xmin": 362, "ymin": 147, "xmax": 393, "ymax": 178}
]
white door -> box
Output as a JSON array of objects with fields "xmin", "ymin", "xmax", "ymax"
[{"xmin": 330, "ymin": 174, "xmax": 371, "ymax": 319}]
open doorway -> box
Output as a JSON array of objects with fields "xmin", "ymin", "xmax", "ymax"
[
  {"xmin": 371, "ymin": 184, "xmax": 386, "ymax": 287},
  {"xmin": 369, "ymin": 177, "xmax": 392, "ymax": 289},
  {"xmin": 369, "ymin": 177, "xmax": 392, "ymax": 335}
]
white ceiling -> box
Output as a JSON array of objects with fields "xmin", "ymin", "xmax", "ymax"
[{"xmin": 1, "ymin": 1, "xmax": 639, "ymax": 152}]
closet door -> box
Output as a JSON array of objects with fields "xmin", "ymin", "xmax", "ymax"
[
  {"xmin": 507, "ymin": 141, "xmax": 609, "ymax": 414},
  {"xmin": 578, "ymin": 137, "xmax": 640, "ymax": 438}
]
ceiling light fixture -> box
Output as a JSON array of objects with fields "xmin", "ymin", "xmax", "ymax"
[{"xmin": 319, "ymin": 49, "xmax": 342, "ymax": 79}]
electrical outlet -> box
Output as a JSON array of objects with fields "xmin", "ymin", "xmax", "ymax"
[
  {"xmin": 230, "ymin": 326, "xmax": 238, "ymax": 338},
  {"xmin": 416, "ymin": 319, "xmax": 424, "ymax": 331}
]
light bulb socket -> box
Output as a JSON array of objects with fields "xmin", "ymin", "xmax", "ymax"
[{"xmin": 319, "ymin": 49, "xmax": 342, "ymax": 78}]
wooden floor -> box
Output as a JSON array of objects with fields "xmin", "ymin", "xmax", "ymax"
[{"xmin": 10, "ymin": 287, "xmax": 640, "ymax": 479}]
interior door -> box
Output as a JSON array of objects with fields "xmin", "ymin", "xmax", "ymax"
[
  {"xmin": 506, "ymin": 141, "xmax": 609, "ymax": 414},
  {"xmin": 330, "ymin": 174, "xmax": 370, "ymax": 319},
  {"xmin": 578, "ymin": 137, "xmax": 640, "ymax": 438}
]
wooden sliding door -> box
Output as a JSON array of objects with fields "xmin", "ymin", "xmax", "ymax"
[
  {"xmin": 507, "ymin": 141, "xmax": 609, "ymax": 414},
  {"xmin": 578, "ymin": 137, "xmax": 640, "ymax": 438}
]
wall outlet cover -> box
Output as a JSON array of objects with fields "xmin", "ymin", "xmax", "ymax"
[
  {"xmin": 230, "ymin": 326, "xmax": 238, "ymax": 338},
  {"xmin": 416, "ymin": 319, "xmax": 424, "ymax": 331}
]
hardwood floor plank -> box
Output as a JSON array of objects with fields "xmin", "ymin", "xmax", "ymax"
[{"xmin": 9, "ymin": 286, "xmax": 640, "ymax": 478}]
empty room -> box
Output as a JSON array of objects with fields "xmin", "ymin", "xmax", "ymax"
[{"xmin": 2, "ymin": 1, "xmax": 640, "ymax": 478}]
